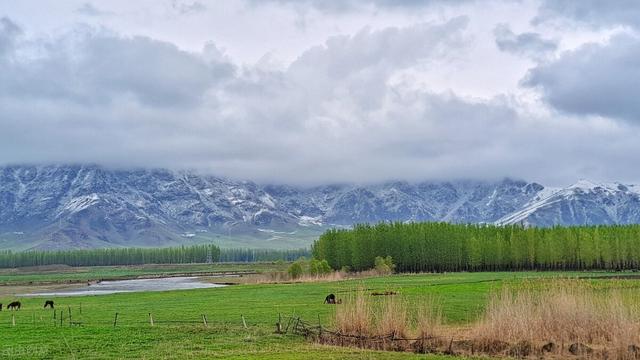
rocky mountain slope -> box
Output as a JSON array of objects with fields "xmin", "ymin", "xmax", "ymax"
[{"xmin": 1, "ymin": 165, "xmax": 639, "ymax": 250}]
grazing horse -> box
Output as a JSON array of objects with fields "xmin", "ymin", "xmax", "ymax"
[
  {"xmin": 324, "ymin": 294, "xmax": 336, "ymax": 304},
  {"xmin": 7, "ymin": 301, "xmax": 21, "ymax": 310},
  {"xmin": 44, "ymin": 300, "xmax": 54, "ymax": 309},
  {"xmin": 0, "ymin": 303, "xmax": 2, "ymax": 311}
]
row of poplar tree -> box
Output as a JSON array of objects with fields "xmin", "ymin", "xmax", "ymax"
[
  {"xmin": 0, "ymin": 244, "xmax": 223, "ymax": 268},
  {"xmin": 218, "ymin": 248, "xmax": 309, "ymax": 262},
  {"xmin": 0, "ymin": 245, "xmax": 312, "ymax": 268},
  {"xmin": 312, "ymin": 222, "xmax": 640, "ymax": 272}
]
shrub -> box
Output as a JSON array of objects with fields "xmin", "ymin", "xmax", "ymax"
[
  {"xmin": 309, "ymin": 259, "xmax": 332, "ymax": 276},
  {"xmin": 287, "ymin": 261, "xmax": 304, "ymax": 279},
  {"xmin": 374, "ymin": 256, "xmax": 395, "ymax": 275}
]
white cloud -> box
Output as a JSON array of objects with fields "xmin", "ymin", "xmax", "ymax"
[{"xmin": 75, "ymin": 3, "xmax": 112, "ymax": 17}]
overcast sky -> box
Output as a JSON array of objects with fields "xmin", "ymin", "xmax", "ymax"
[{"xmin": 0, "ymin": 0, "xmax": 638, "ymax": 186}]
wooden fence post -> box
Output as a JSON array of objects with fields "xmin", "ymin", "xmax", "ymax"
[
  {"xmin": 68, "ymin": 306, "xmax": 72, "ymax": 326},
  {"xmin": 276, "ymin": 313, "xmax": 282, "ymax": 334},
  {"xmin": 241, "ymin": 315, "xmax": 247, "ymax": 329},
  {"xmin": 149, "ymin": 313, "xmax": 154, "ymax": 326},
  {"xmin": 202, "ymin": 314, "xmax": 208, "ymax": 327},
  {"xmin": 12, "ymin": 313, "xmax": 15, "ymax": 326},
  {"xmin": 60, "ymin": 310, "xmax": 63, "ymax": 327},
  {"xmin": 113, "ymin": 312, "xmax": 118, "ymax": 327}
]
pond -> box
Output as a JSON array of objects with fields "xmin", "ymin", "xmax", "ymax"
[{"xmin": 20, "ymin": 276, "xmax": 227, "ymax": 297}]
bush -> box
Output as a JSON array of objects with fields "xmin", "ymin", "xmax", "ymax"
[
  {"xmin": 309, "ymin": 259, "xmax": 332, "ymax": 276},
  {"xmin": 374, "ymin": 256, "xmax": 396, "ymax": 275},
  {"xmin": 287, "ymin": 262, "xmax": 304, "ymax": 279}
]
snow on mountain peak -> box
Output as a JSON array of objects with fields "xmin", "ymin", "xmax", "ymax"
[
  {"xmin": 569, "ymin": 179, "xmax": 601, "ymax": 190},
  {"xmin": 3, "ymin": 165, "xmax": 640, "ymax": 249}
]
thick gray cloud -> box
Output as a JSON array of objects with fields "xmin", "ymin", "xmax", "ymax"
[
  {"xmin": 494, "ymin": 24, "xmax": 557, "ymax": 58},
  {"xmin": 524, "ymin": 34, "xmax": 640, "ymax": 122},
  {"xmin": 0, "ymin": 30, "xmax": 234, "ymax": 107},
  {"xmin": 535, "ymin": 0, "xmax": 640, "ymax": 29},
  {"xmin": 1, "ymin": 5, "xmax": 640, "ymax": 186},
  {"xmin": 0, "ymin": 17, "xmax": 21, "ymax": 55}
]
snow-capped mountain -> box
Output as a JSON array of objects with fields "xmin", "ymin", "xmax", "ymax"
[
  {"xmin": 1, "ymin": 165, "xmax": 640, "ymax": 250},
  {"xmin": 495, "ymin": 180, "xmax": 640, "ymax": 226}
]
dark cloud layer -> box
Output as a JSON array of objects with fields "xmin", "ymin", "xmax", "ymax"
[
  {"xmin": 0, "ymin": 17, "xmax": 21, "ymax": 55},
  {"xmin": 0, "ymin": 30, "xmax": 234, "ymax": 107},
  {"xmin": 524, "ymin": 34, "xmax": 640, "ymax": 123},
  {"xmin": 1, "ymin": 0, "xmax": 640, "ymax": 185},
  {"xmin": 494, "ymin": 24, "xmax": 557, "ymax": 58}
]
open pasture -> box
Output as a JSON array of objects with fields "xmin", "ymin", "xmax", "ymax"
[{"xmin": 0, "ymin": 270, "xmax": 637, "ymax": 359}]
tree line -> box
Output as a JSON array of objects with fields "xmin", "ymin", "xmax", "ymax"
[
  {"xmin": 218, "ymin": 248, "xmax": 310, "ymax": 262},
  {"xmin": 0, "ymin": 244, "xmax": 222, "ymax": 268},
  {"xmin": 0, "ymin": 244, "xmax": 314, "ymax": 268},
  {"xmin": 312, "ymin": 222, "xmax": 640, "ymax": 272}
]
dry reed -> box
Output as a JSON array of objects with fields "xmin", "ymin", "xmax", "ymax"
[
  {"xmin": 334, "ymin": 289, "xmax": 373, "ymax": 336},
  {"xmin": 473, "ymin": 279, "xmax": 640, "ymax": 358},
  {"xmin": 324, "ymin": 280, "xmax": 640, "ymax": 359},
  {"xmin": 333, "ymin": 288, "xmax": 441, "ymax": 340}
]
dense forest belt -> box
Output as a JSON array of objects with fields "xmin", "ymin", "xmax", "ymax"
[
  {"xmin": 0, "ymin": 270, "xmax": 255, "ymax": 286},
  {"xmin": 0, "ymin": 245, "xmax": 308, "ymax": 268},
  {"xmin": 312, "ymin": 222, "xmax": 640, "ymax": 272},
  {"xmin": 0, "ymin": 244, "xmax": 222, "ymax": 268}
]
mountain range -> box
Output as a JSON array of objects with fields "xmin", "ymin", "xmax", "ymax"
[{"xmin": 2, "ymin": 165, "xmax": 640, "ymax": 250}]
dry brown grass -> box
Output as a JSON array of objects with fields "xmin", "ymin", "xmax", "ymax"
[
  {"xmin": 222, "ymin": 270, "xmax": 349, "ymax": 284},
  {"xmin": 334, "ymin": 289, "xmax": 373, "ymax": 336},
  {"xmin": 324, "ymin": 280, "xmax": 640, "ymax": 359},
  {"xmin": 415, "ymin": 298, "xmax": 443, "ymax": 340},
  {"xmin": 231, "ymin": 269, "xmax": 396, "ymax": 285},
  {"xmin": 377, "ymin": 297, "xmax": 409, "ymax": 338},
  {"xmin": 333, "ymin": 288, "xmax": 441, "ymax": 339},
  {"xmin": 473, "ymin": 279, "xmax": 640, "ymax": 358}
]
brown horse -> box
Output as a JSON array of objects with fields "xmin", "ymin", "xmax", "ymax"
[
  {"xmin": 44, "ymin": 300, "xmax": 54, "ymax": 309},
  {"xmin": 7, "ymin": 301, "xmax": 21, "ymax": 310}
]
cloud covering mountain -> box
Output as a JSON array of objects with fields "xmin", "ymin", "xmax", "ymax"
[
  {"xmin": 3, "ymin": 165, "xmax": 640, "ymax": 250},
  {"xmin": 0, "ymin": 1, "xmax": 639, "ymax": 186}
]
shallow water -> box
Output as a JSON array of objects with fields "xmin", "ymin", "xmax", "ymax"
[{"xmin": 21, "ymin": 276, "xmax": 226, "ymax": 297}]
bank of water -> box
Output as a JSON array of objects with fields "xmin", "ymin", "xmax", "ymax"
[{"xmin": 20, "ymin": 276, "xmax": 226, "ymax": 296}]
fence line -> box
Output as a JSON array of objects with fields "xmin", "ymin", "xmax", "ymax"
[
  {"xmin": 1, "ymin": 311, "xmax": 250, "ymax": 329},
  {"xmin": 284, "ymin": 315, "xmax": 443, "ymax": 342}
]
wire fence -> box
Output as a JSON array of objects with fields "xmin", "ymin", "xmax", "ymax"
[{"xmin": 0, "ymin": 308, "xmax": 254, "ymax": 330}]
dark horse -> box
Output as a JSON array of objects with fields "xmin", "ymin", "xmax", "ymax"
[
  {"xmin": 44, "ymin": 300, "xmax": 54, "ymax": 309},
  {"xmin": 0, "ymin": 303, "xmax": 2, "ymax": 311},
  {"xmin": 7, "ymin": 301, "xmax": 21, "ymax": 310},
  {"xmin": 324, "ymin": 294, "xmax": 336, "ymax": 304}
]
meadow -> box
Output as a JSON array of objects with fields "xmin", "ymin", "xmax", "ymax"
[{"xmin": 0, "ymin": 267, "xmax": 636, "ymax": 359}]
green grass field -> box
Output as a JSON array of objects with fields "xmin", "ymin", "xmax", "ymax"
[{"xmin": 0, "ymin": 269, "xmax": 638, "ymax": 359}]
